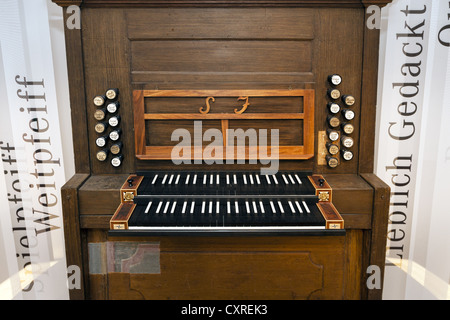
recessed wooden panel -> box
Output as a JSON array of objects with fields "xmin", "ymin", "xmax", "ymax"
[
  {"xmin": 146, "ymin": 120, "xmax": 222, "ymax": 146},
  {"xmin": 127, "ymin": 8, "xmax": 316, "ymax": 86},
  {"xmin": 107, "ymin": 236, "xmax": 345, "ymax": 300},
  {"xmin": 145, "ymin": 97, "xmax": 304, "ymax": 114},
  {"xmin": 131, "ymin": 40, "xmax": 312, "ymax": 83},
  {"xmin": 228, "ymin": 119, "xmax": 303, "ymax": 146},
  {"xmin": 127, "ymin": 8, "xmax": 315, "ymax": 40}
]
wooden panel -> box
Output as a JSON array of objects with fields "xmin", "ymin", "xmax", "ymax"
[
  {"xmin": 344, "ymin": 229, "xmax": 363, "ymax": 299},
  {"xmin": 361, "ymin": 173, "xmax": 390, "ymax": 299},
  {"xmin": 132, "ymin": 40, "xmax": 311, "ymax": 71},
  {"xmin": 324, "ymin": 174, "xmax": 373, "ymax": 229},
  {"xmin": 313, "ymin": 8, "xmax": 364, "ymax": 174},
  {"xmin": 86, "ymin": 229, "xmax": 108, "ymax": 300},
  {"xmin": 61, "ymin": 173, "xmax": 90, "ymax": 300},
  {"xmin": 145, "ymin": 96, "xmax": 304, "ymax": 114},
  {"xmin": 79, "ymin": 174, "xmax": 128, "ymax": 215},
  {"xmin": 82, "ymin": 8, "xmax": 135, "ymax": 174},
  {"xmin": 358, "ymin": 15, "xmax": 382, "ymax": 173},
  {"xmin": 127, "ymin": 7, "xmax": 315, "ymax": 86},
  {"xmin": 127, "ymin": 8, "xmax": 315, "ymax": 40},
  {"xmin": 62, "ymin": 10, "xmax": 90, "ymax": 173},
  {"xmin": 107, "ymin": 236, "xmax": 345, "ymax": 300}
]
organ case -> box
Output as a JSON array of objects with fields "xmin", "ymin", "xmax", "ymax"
[{"xmin": 55, "ymin": 0, "xmax": 392, "ymax": 300}]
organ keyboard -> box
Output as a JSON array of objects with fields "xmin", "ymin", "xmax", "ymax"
[{"xmin": 110, "ymin": 171, "xmax": 343, "ymax": 233}]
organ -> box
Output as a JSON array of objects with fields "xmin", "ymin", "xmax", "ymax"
[{"xmin": 54, "ymin": 0, "xmax": 392, "ymax": 300}]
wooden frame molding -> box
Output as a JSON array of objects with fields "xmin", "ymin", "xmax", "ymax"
[{"xmin": 53, "ymin": 0, "xmax": 392, "ymax": 8}]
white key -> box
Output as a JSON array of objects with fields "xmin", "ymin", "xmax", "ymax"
[
  {"xmin": 288, "ymin": 201, "xmax": 295, "ymax": 213},
  {"xmin": 185, "ymin": 174, "xmax": 190, "ymax": 185},
  {"xmin": 302, "ymin": 201, "xmax": 310, "ymax": 214},
  {"xmin": 273, "ymin": 175, "xmax": 279, "ymax": 185},
  {"xmin": 216, "ymin": 201, "xmax": 220, "ymax": 213},
  {"xmin": 163, "ymin": 201, "xmax": 170, "ymax": 214},
  {"xmin": 243, "ymin": 174, "xmax": 247, "ymax": 185},
  {"xmin": 259, "ymin": 201, "xmax": 265, "ymax": 214},
  {"xmin": 255, "ymin": 175, "xmax": 261, "ymax": 185},
  {"xmin": 252, "ymin": 201, "xmax": 258, "ymax": 213},
  {"xmin": 193, "ymin": 174, "xmax": 197, "ymax": 185},
  {"xmin": 190, "ymin": 201, "xmax": 195, "ymax": 214},
  {"xmin": 175, "ymin": 174, "xmax": 180, "ymax": 185},
  {"xmin": 295, "ymin": 201, "xmax": 303, "ymax": 213},
  {"xmin": 156, "ymin": 202, "xmax": 163, "ymax": 214},
  {"xmin": 235, "ymin": 201, "xmax": 239, "ymax": 214},
  {"xmin": 216, "ymin": 174, "xmax": 220, "ymax": 185},
  {"xmin": 162, "ymin": 174, "xmax": 168, "ymax": 184},
  {"xmin": 145, "ymin": 201, "xmax": 152, "ymax": 214},
  {"xmin": 168, "ymin": 174, "xmax": 174, "ymax": 184},
  {"xmin": 151, "ymin": 174, "xmax": 158, "ymax": 185},
  {"xmin": 277, "ymin": 201, "xmax": 284, "ymax": 213},
  {"xmin": 203, "ymin": 174, "xmax": 207, "ymax": 185},
  {"xmin": 209, "ymin": 201, "xmax": 213, "ymax": 214},
  {"xmin": 282, "ymin": 174, "xmax": 289, "ymax": 184},
  {"xmin": 226, "ymin": 174, "xmax": 230, "ymax": 185},
  {"xmin": 171, "ymin": 201, "xmax": 177, "ymax": 214},
  {"xmin": 245, "ymin": 201, "xmax": 250, "ymax": 213},
  {"xmin": 227, "ymin": 201, "xmax": 231, "ymax": 214},
  {"xmin": 295, "ymin": 174, "xmax": 302, "ymax": 184},
  {"xmin": 249, "ymin": 174, "xmax": 254, "ymax": 185},
  {"xmin": 201, "ymin": 201, "xmax": 206, "ymax": 214},
  {"xmin": 265, "ymin": 175, "xmax": 271, "ymax": 184},
  {"xmin": 182, "ymin": 201, "xmax": 187, "ymax": 214},
  {"xmin": 233, "ymin": 174, "xmax": 237, "ymax": 185},
  {"xmin": 288, "ymin": 174, "xmax": 295, "ymax": 184},
  {"xmin": 210, "ymin": 174, "xmax": 213, "ymax": 185},
  {"xmin": 269, "ymin": 201, "xmax": 276, "ymax": 213}
]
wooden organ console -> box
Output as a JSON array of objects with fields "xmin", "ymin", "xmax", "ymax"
[{"xmin": 55, "ymin": 0, "xmax": 392, "ymax": 300}]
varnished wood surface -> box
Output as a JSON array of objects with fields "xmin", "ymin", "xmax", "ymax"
[
  {"xmin": 61, "ymin": 173, "xmax": 90, "ymax": 299},
  {"xmin": 53, "ymin": 0, "xmax": 393, "ymax": 8},
  {"xmin": 106, "ymin": 235, "xmax": 345, "ymax": 300},
  {"xmin": 361, "ymin": 173, "xmax": 390, "ymax": 299}
]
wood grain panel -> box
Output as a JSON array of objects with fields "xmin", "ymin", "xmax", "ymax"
[
  {"xmin": 145, "ymin": 96, "xmax": 304, "ymax": 114},
  {"xmin": 61, "ymin": 173, "xmax": 90, "ymax": 299},
  {"xmin": 82, "ymin": 8, "xmax": 135, "ymax": 174},
  {"xmin": 107, "ymin": 236, "xmax": 345, "ymax": 300},
  {"xmin": 131, "ymin": 40, "xmax": 312, "ymax": 75},
  {"xmin": 313, "ymin": 8, "xmax": 364, "ymax": 174},
  {"xmin": 131, "ymin": 252, "xmax": 323, "ymax": 299},
  {"xmin": 127, "ymin": 8, "xmax": 314, "ymax": 40}
]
